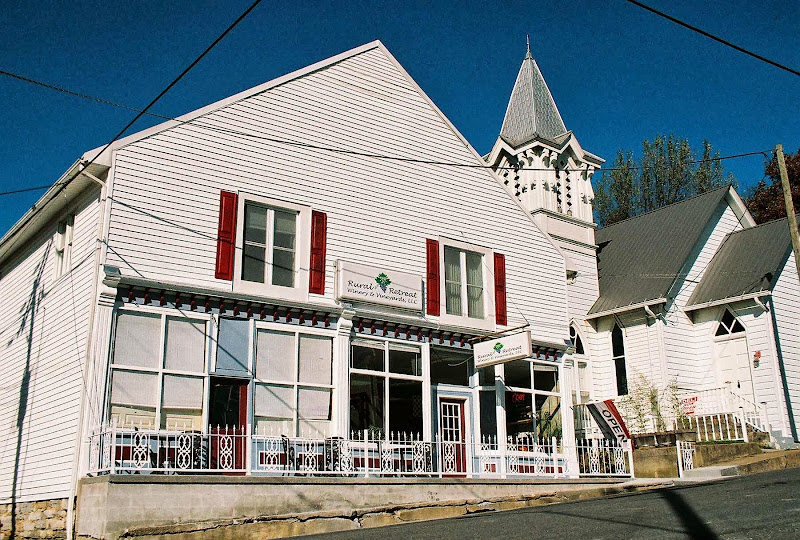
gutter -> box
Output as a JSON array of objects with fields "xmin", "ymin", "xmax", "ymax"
[
  {"xmin": 682, "ymin": 291, "xmax": 772, "ymax": 313},
  {"xmin": 585, "ymin": 298, "xmax": 667, "ymax": 321}
]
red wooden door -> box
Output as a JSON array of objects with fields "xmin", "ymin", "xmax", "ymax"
[{"xmin": 209, "ymin": 378, "xmax": 248, "ymax": 472}]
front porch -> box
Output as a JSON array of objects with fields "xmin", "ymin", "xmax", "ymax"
[{"xmin": 86, "ymin": 424, "xmax": 632, "ymax": 479}]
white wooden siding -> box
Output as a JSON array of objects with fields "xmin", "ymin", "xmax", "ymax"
[
  {"xmin": 0, "ymin": 188, "xmax": 100, "ymax": 503},
  {"xmin": 104, "ymin": 45, "xmax": 569, "ymax": 343},
  {"xmin": 771, "ymin": 253, "xmax": 800, "ymax": 438},
  {"xmin": 618, "ymin": 311, "xmax": 666, "ymax": 391},
  {"xmin": 588, "ymin": 317, "xmax": 615, "ymax": 399},
  {"xmin": 662, "ymin": 204, "xmax": 744, "ymax": 389},
  {"xmin": 565, "ymin": 248, "xmax": 599, "ymax": 322}
]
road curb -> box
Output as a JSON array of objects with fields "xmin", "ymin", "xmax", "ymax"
[{"xmin": 109, "ymin": 481, "xmax": 675, "ymax": 539}]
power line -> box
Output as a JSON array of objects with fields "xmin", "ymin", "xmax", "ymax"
[
  {"xmin": 624, "ymin": 0, "xmax": 800, "ymax": 78},
  {"xmin": 0, "ymin": 185, "xmax": 53, "ymax": 196},
  {"xmin": 0, "ymin": 0, "xmax": 262, "ymax": 255}
]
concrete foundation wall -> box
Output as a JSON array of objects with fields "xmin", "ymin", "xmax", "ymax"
[{"xmin": 76, "ymin": 476, "xmax": 625, "ymax": 539}]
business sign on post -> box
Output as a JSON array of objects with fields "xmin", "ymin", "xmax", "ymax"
[
  {"xmin": 335, "ymin": 260, "xmax": 423, "ymax": 312},
  {"xmin": 473, "ymin": 331, "xmax": 532, "ymax": 369},
  {"xmin": 586, "ymin": 399, "xmax": 631, "ymax": 444}
]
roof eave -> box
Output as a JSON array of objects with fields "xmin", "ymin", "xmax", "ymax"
[
  {"xmin": 585, "ymin": 298, "xmax": 667, "ymax": 320},
  {"xmin": 684, "ymin": 291, "xmax": 772, "ymax": 313}
]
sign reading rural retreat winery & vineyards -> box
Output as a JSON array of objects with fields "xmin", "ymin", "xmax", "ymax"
[
  {"xmin": 473, "ymin": 331, "xmax": 532, "ymax": 369},
  {"xmin": 335, "ymin": 260, "xmax": 423, "ymax": 312}
]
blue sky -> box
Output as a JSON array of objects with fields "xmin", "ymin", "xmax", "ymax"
[{"xmin": 1, "ymin": 0, "xmax": 798, "ymax": 235}]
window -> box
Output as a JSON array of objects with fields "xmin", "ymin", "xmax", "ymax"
[
  {"xmin": 715, "ymin": 309, "xmax": 745, "ymax": 336},
  {"xmin": 242, "ymin": 203, "xmax": 297, "ymax": 287},
  {"xmin": 233, "ymin": 194, "xmax": 311, "ymax": 299},
  {"xmin": 430, "ymin": 348, "xmax": 473, "ymax": 386},
  {"xmin": 109, "ymin": 311, "xmax": 208, "ymax": 430},
  {"xmin": 444, "ymin": 246, "xmax": 484, "ymax": 318},
  {"xmin": 54, "ymin": 214, "xmax": 74, "ymax": 279},
  {"xmin": 569, "ymin": 325, "xmax": 584, "ymax": 355},
  {"xmin": 349, "ymin": 339, "xmax": 423, "ymax": 437},
  {"xmin": 253, "ymin": 329, "xmax": 333, "ymax": 437},
  {"xmin": 503, "ymin": 360, "xmax": 562, "ymax": 439},
  {"xmin": 612, "ymin": 324, "xmax": 628, "ymax": 396}
]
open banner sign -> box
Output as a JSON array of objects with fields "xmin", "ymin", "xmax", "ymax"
[{"xmin": 587, "ymin": 399, "xmax": 631, "ymax": 444}]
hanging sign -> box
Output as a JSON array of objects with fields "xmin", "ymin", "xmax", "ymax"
[
  {"xmin": 473, "ymin": 331, "xmax": 532, "ymax": 369},
  {"xmin": 681, "ymin": 396, "xmax": 698, "ymax": 416},
  {"xmin": 335, "ymin": 260, "xmax": 423, "ymax": 312},
  {"xmin": 586, "ymin": 399, "xmax": 631, "ymax": 443}
]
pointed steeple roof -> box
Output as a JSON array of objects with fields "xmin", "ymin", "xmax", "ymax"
[{"xmin": 499, "ymin": 48, "xmax": 567, "ymax": 146}]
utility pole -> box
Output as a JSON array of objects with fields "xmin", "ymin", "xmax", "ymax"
[{"xmin": 777, "ymin": 144, "xmax": 800, "ymax": 284}]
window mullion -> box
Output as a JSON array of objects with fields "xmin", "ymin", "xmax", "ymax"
[
  {"xmin": 459, "ymin": 251, "xmax": 468, "ymax": 317},
  {"xmin": 265, "ymin": 208, "xmax": 275, "ymax": 285}
]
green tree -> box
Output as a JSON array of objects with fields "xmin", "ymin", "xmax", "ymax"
[
  {"xmin": 744, "ymin": 148, "xmax": 800, "ymax": 223},
  {"xmin": 594, "ymin": 135, "xmax": 735, "ymax": 227}
]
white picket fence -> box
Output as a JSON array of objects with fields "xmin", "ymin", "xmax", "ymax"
[{"xmin": 86, "ymin": 423, "xmax": 633, "ymax": 479}]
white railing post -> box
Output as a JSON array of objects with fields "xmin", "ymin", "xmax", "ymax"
[
  {"xmin": 499, "ymin": 436, "xmax": 507, "ymax": 479},
  {"xmin": 677, "ymin": 441, "xmax": 684, "ymax": 478},
  {"xmin": 626, "ymin": 439, "xmax": 635, "ymax": 478},
  {"xmin": 109, "ymin": 419, "xmax": 117, "ymax": 475},
  {"xmin": 740, "ymin": 408, "xmax": 749, "ymax": 443},
  {"xmin": 363, "ymin": 429, "xmax": 370, "ymax": 478},
  {"xmin": 245, "ymin": 424, "xmax": 252, "ymax": 475}
]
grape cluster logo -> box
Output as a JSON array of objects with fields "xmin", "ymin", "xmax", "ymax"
[
  {"xmin": 375, "ymin": 272, "xmax": 392, "ymax": 293},
  {"xmin": 493, "ymin": 342, "xmax": 504, "ymax": 353}
]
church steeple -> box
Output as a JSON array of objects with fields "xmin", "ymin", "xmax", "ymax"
[{"xmin": 499, "ymin": 47, "xmax": 567, "ymax": 145}]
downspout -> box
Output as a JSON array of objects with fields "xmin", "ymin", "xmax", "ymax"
[
  {"xmin": 767, "ymin": 296, "xmax": 798, "ymax": 442},
  {"xmin": 66, "ymin": 163, "xmax": 108, "ymax": 540}
]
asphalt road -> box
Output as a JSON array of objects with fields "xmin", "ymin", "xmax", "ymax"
[{"xmin": 311, "ymin": 468, "xmax": 800, "ymax": 539}]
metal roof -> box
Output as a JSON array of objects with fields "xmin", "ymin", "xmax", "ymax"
[
  {"xmin": 589, "ymin": 187, "xmax": 733, "ymax": 316},
  {"xmin": 499, "ymin": 51, "xmax": 567, "ymax": 146},
  {"xmin": 687, "ymin": 215, "xmax": 796, "ymax": 307}
]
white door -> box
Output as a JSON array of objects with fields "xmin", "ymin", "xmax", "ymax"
[
  {"xmin": 717, "ymin": 337, "xmax": 754, "ymax": 402},
  {"xmin": 439, "ymin": 399, "xmax": 466, "ymax": 474}
]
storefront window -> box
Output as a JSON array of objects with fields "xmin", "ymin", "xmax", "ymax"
[
  {"xmin": 503, "ymin": 359, "xmax": 562, "ymax": 440},
  {"xmin": 430, "ymin": 348, "xmax": 473, "ymax": 386},
  {"xmin": 349, "ymin": 339, "xmax": 424, "ymax": 438},
  {"xmin": 479, "ymin": 390, "xmax": 497, "ymax": 440},
  {"xmin": 109, "ymin": 311, "xmax": 207, "ymax": 430},
  {"xmin": 253, "ymin": 329, "xmax": 333, "ymax": 437}
]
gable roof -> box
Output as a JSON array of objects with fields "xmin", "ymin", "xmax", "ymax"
[
  {"xmin": 686, "ymin": 215, "xmax": 796, "ymax": 309},
  {"xmin": 589, "ymin": 186, "xmax": 735, "ymax": 316},
  {"xmin": 499, "ymin": 50, "xmax": 567, "ymax": 146}
]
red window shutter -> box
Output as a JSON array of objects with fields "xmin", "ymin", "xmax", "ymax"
[
  {"xmin": 214, "ymin": 191, "xmax": 238, "ymax": 280},
  {"xmin": 426, "ymin": 239, "xmax": 440, "ymax": 316},
  {"xmin": 494, "ymin": 253, "xmax": 507, "ymax": 326},
  {"xmin": 309, "ymin": 210, "xmax": 327, "ymax": 294}
]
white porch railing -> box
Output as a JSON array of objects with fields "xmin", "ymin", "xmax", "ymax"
[
  {"xmin": 86, "ymin": 423, "xmax": 633, "ymax": 479},
  {"xmin": 672, "ymin": 412, "xmax": 748, "ymax": 443},
  {"xmin": 677, "ymin": 387, "xmax": 769, "ymax": 433}
]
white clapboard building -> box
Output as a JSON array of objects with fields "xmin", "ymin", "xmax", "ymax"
[
  {"xmin": 1, "ymin": 42, "xmax": 614, "ymax": 535},
  {"xmin": 482, "ymin": 46, "xmax": 800, "ymax": 447}
]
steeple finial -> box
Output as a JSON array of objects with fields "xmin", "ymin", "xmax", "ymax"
[{"xmin": 526, "ymin": 35, "xmax": 531, "ymax": 57}]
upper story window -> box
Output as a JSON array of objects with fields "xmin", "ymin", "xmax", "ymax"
[
  {"xmin": 612, "ymin": 324, "xmax": 628, "ymax": 396},
  {"xmin": 444, "ymin": 246, "xmax": 484, "ymax": 318},
  {"xmin": 242, "ymin": 203, "xmax": 297, "ymax": 287},
  {"xmin": 715, "ymin": 309, "xmax": 745, "ymax": 336},
  {"xmin": 230, "ymin": 193, "xmax": 313, "ymax": 301},
  {"xmin": 54, "ymin": 214, "xmax": 74, "ymax": 279}
]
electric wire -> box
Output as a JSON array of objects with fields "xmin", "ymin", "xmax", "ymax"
[{"xmin": 624, "ymin": 0, "xmax": 800, "ymax": 78}]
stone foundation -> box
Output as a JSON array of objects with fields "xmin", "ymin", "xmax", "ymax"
[{"xmin": 0, "ymin": 498, "xmax": 69, "ymax": 539}]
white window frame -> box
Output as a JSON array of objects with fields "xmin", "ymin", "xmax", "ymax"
[
  {"xmin": 233, "ymin": 192, "xmax": 311, "ymax": 302},
  {"xmin": 499, "ymin": 359, "xmax": 563, "ymax": 440},
  {"xmin": 348, "ymin": 337, "xmax": 431, "ymax": 439},
  {"xmin": 107, "ymin": 305, "xmax": 212, "ymax": 431},
  {"xmin": 437, "ymin": 238, "xmax": 495, "ymax": 331},
  {"xmin": 252, "ymin": 321, "xmax": 337, "ymax": 437}
]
